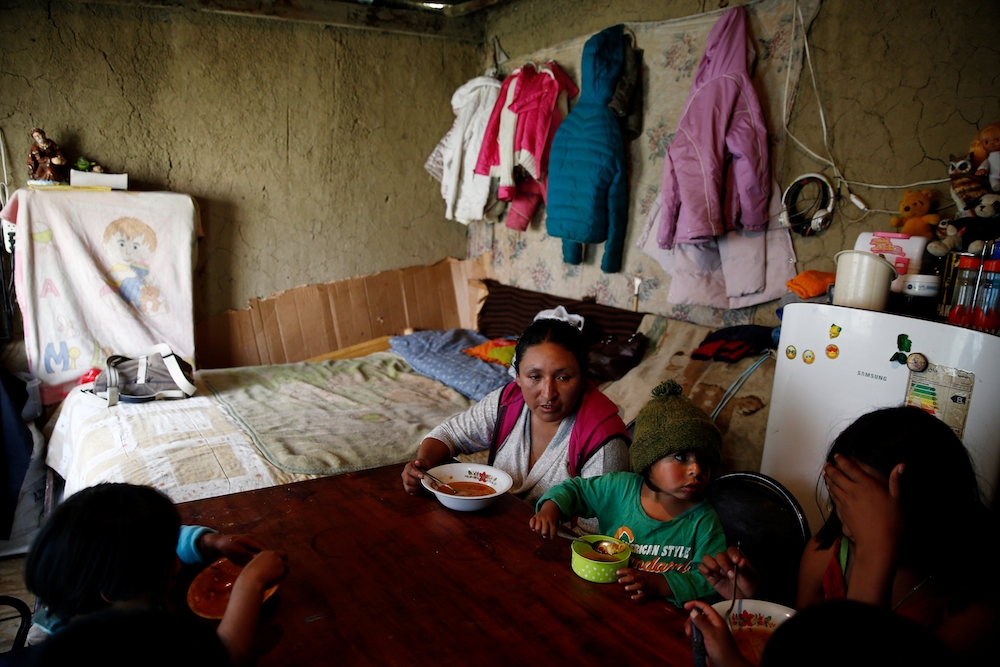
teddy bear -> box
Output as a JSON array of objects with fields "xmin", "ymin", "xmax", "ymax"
[
  {"xmin": 889, "ymin": 190, "xmax": 940, "ymax": 238},
  {"xmin": 139, "ymin": 285, "xmax": 163, "ymax": 314},
  {"xmin": 926, "ymin": 221, "xmax": 963, "ymax": 257}
]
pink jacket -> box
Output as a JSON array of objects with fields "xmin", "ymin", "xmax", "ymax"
[
  {"xmin": 475, "ymin": 62, "xmax": 578, "ymax": 200},
  {"xmin": 657, "ymin": 6, "xmax": 771, "ymax": 249}
]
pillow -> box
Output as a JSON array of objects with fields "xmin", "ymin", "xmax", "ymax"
[
  {"xmin": 463, "ymin": 338, "xmax": 517, "ymax": 367},
  {"xmin": 477, "ymin": 280, "xmax": 646, "ymax": 348},
  {"xmin": 389, "ymin": 329, "xmax": 510, "ymax": 401}
]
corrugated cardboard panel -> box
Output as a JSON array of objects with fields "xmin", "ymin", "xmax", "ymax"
[
  {"xmin": 362, "ymin": 273, "xmax": 401, "ymax": 339},
  {"xmin": 255, "ymin": 298, "xmax": 287, "ymax": 365},
  {"xmin": 435, "ymin": 260, "xmax": 461, "ymax": 329},
  {"xmin": 411, "ymin": 265, "xmax": 445, "ymax": 331},
  {"xmin": 194, "ymin": 257, "xmax": 494, "ymax": 369},
  {"xmin": 247, "ymin": 299, "xmax": 272, "ymax": 366},
  {"xmin": 295, "ymin": 285, "xmax": 336, "ymax": 360},
  {"xmin": 272, "ymin": 289, "xmax": 306, "ymax": 363}
]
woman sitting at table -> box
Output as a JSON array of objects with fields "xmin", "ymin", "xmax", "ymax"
[{"xmin": 401, "ymin": 317, "xmax": 632, "ymax": 513}]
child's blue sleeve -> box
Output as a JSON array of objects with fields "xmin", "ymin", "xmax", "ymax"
[{"xmin": 177, "ymin": 525, "xmax": 218, "ymax": 565}]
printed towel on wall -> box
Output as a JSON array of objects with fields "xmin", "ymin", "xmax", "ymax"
[{"xmin": 1, "ymin": 188, "xmax": 199, "ymax": 403}]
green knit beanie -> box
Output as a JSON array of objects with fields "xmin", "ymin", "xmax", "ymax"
[{"xmin": 630, "ymin": 380, "xmax": 722, "ymax": 476}]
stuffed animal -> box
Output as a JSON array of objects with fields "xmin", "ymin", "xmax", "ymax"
[
  {"xmin": 971, "ymin": 122, "xmax": 1000, "ymax": 191},
  {"xmin": 889, "ymin": 190, "xmax": 939, "ymax": 237},
  {"xmin": 926, "ymin": 222, "xmax": 963, "ymax": 257},
  {"xmin": 950, "ymin": 153, "xmax": 992, "ymax": 216},
  {"xmin": 139, "ymin": 285, "xmax": 162, "ymax": 314}
]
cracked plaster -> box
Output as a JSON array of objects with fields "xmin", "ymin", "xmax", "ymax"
[{"xmin": 1, "ymin": 0, "xmax": 998, "ymax": 327}]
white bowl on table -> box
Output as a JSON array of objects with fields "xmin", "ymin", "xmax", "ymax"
[
  {"xmin": 420, "ymin": 462, "xmax": 513, "ymax": 511},
  {"xmin": 710, "ymin": 598, "xmax": 796, "ymax": 665}
]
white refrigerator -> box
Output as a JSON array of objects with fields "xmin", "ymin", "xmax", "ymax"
[{"xmin": 760, "ymin": 303, "xmax": 1000, "ymax": 533}]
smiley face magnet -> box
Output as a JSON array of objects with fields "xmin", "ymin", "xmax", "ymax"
[
  {"xmin": 803, "ymin": 350, "xmax": 815, "ymax": 364},
  {"xmin": 785, "ymin": 345, "xmax": 797, "ymax": 359},
  {"xmin": 826, "ymin": 344, "xmax": 839, "ymax": 359}
]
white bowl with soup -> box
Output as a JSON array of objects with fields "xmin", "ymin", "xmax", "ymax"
[
  {"xmin": 420, "ymin": 463, "xmax": 513, "ymax": 511},
  {"xmin": 711, "ymin": 598, "xmax": 796, "ymax": 666}
]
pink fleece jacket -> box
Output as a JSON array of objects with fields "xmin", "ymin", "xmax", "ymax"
[{"xmin": 656, "ymin": 6, "xmax": 771, "ymax": 249}]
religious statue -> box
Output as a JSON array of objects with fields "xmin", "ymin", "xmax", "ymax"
[{"xmin": 27, "ymin": 128, "xmax": 69, "ymax": 184}]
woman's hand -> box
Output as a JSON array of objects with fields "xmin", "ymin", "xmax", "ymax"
[
  {"xmin": 616, "ymin": 568, "xmax": 669, "ymax": 602},
  {"xmin": 529, "ymin": 500, "xmax": 561, "ymax": 538},
  {"xmin": 684, "ymin": 600, "xmax": 753, "ymax": 667},
  {"xmin": 199, "ymin": 533, "xmax": 265, "ymax": 566},
  {"xmin": 401, "ymin": 438, "xmax": 452, "ymax": 495},
  {"xmin": 823, "ymin": 453, "xmax": 904, "ymax": 606},
  {"xmin": 699, "ymin": 547, "xmax": 760, "ymax": 600}
]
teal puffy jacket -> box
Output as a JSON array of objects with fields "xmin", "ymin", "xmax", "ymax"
[{"xmin": 545, "ymin": 25, "xmax": 628, "ymax": 273}]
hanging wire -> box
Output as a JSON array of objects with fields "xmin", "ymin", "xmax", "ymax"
[
  {"xmin": 780, "ymin": 0, "xmax": 948, "ymax": 201},
  {"xmin": 710, "ymin": 351, "xmax": 774, "ymax": 422}
]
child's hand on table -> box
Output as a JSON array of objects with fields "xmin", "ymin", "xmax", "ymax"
[
  {"xmin": 700, "ymin": 546, "xmax": 760, "ymax": 600},
  {"xmin": 236, "ymin": 550, "xmax": 289, "ymax": 593},
  {"xmin": 684, "ymin": 600, "xmax": 753, "ymax": 667},
  {"xmin": 199, "ymin": 532, "xmax": 266, "ymax": 566},
  {"xmin": 529, "ymin": 500, "xmax": 561, "ymax": 539},
  {"xmin": 616, "ymin": 567, "xmax": 670, "ymax": 602}
]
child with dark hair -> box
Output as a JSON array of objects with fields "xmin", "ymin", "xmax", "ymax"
[
  {"xmin": 23, "ymin": 483, "xmax": 287, "ymax": 667},
  {"xmin": 531, "ymin": 381, "xmax": 727, "ymax": 606},
  {"xmin": 699, "ymin": 406, "xmax": 1000, "ymax": 660},
  {"xmin": 402, "ymin": 317, "xmax": 631, "ymax": 515},
  {"xmin": 25, "ymin": 608, "xmax": 231, "ymax": 667}
]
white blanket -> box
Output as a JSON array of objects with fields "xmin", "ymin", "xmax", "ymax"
[{"xmin": 1, "ymin": 188, "xmax": 199, "ymax": 402}]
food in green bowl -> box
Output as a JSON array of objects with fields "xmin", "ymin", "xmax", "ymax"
[{"xmin": 570, "ymin": 534, "xmax": 631, "ymax": 583}]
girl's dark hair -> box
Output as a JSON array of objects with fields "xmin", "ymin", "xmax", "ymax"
[
  {"xmin": 814, "ymin": 406, "xmax": 991, "ymax": 569},
  {"xmin": 512, "ymin": 318, "xmax": 587, "ymax": 375},
  {"xmin": 25, "ymin": 483, "xmax": 180, "ymax": 621}
]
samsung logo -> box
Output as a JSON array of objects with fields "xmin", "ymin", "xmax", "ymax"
[{"xmin": 857, "ymin": 371, "xmax": 887, "ymax": 381}]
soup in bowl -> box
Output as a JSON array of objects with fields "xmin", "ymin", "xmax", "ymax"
[
  {"xmin": 420, "ymin": 463, "xmax": 513, "ymax": 511},
  {"xmin": 710, "ymin": 599, "xmax": 796, "ymax": 666}
]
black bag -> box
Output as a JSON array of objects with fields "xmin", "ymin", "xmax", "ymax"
[
  {"xmin": 86, "ymin": 344, "xmax": 196, "ymax": 406},
  {"xmin": 587, "ymin": 332, "xmax": 648, "ymax": 383}
]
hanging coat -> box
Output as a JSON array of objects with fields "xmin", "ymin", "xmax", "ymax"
[
  {"xmin": 656, "ymin": 6, "xmax": 771, "ymax": 249},
  {"xmin": 440, "ymin": 76, "xmax": 501, "ymax": 224},
  {"xmin": 545, "ymin": 25, "xmax": 628, "ymax": 274}
]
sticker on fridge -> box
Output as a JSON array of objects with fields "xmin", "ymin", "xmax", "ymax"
[{"xmin": 906, "ymin": 363, "xmax": 974, "ymax": 439}]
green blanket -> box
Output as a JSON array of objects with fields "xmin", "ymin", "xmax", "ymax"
[{"xmin": 201, "ymin": 353, "xmax": 475, "ymax": 475}]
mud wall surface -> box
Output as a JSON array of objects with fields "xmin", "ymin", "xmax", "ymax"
[
  {"xmin": 482, "ymin": 0, "xmax": 1000, "ymax": 294},
  {"xmin": 1, "ymin": 0, "xmax": 479, "ymax": 319}
]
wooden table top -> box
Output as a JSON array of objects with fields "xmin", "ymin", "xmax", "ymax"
[{"xmin": 176, "ymin": 463, "xmax": 693, "ymax": 666}]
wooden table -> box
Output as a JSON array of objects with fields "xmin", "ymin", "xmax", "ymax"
[{"xmin": 177, "ymin": 463, "xmax": 693, "ymax": 666}]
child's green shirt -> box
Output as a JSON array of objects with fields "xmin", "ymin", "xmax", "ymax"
[{"xmin": 539, "ymin": 471, "xmax": 726, "ymax": 606}]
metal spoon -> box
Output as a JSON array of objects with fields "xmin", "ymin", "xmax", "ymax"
[
  {"xmin": 415, "ymin": 466, "xmax": 459, "ymax": 495},
  {"xmin": 556, "ymin": 530, "xmax": 626, "ymax": 556}
]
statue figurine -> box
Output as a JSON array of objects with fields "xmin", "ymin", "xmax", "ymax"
[{"xmin": 27, "ymin": 128, "xmax": 69, "ymax": 184}]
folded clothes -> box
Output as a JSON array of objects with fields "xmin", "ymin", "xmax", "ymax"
[{"xmin": 786, "ymin": 270, "xmax": 836, "ymax": 299}]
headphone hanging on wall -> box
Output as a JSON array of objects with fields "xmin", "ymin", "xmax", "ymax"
[{"xmin": 779, "ymin": 173, "xmax": 836, "ymax": 236}]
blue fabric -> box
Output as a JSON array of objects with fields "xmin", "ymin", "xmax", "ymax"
[
  {"xmin": 389, "ymin": 329, "xmax": 511, "ymax": 401},
  {"xmin": 176, "ymin": 525, "xmax": 216, "ymax": 565},
  {"xmin": 1, "ymin": 368, "xmax": 33, "ymax": 540},
  {"xmin": 545, "ymin": 24, "xmax": 628, "ymax": 273}
]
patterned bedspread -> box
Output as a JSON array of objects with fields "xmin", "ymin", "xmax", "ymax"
[{"xmin": 46, "ymin": 353, "xmax": 474, "ymax": 503}]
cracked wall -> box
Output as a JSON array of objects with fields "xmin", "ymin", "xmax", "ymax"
[
  {"xmin": 2, "ymin": 0, "xmax": 997, "ymax": 326},
  {"xmin": 481, "ymin": 0, "xmax": 1000, "ymax": 323},
  {"xmin": 0, "ymin": 0, "xmax": 480, "ymax": 320}
]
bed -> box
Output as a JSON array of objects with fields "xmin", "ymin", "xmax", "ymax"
[{"xmin": 41, "ymin": 278, "xmax": 770, "ymax": 514}]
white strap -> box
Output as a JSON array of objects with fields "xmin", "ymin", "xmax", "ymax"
[
  {"xmin": 161, "ymin": 352, "xmax": 197, "ymax": 396},
  {"xmin": 105, "ymin": 359, "xmax": 120, "ymax": 406}
]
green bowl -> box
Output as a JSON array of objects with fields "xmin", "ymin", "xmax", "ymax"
[{"xmin": 570, "ymin": 535, "xmax": 631, "ymax": 583}]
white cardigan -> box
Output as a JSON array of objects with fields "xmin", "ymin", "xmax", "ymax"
[{"xmin": 440, "ymin": 76, "xmax": 500, "ymax": 224}]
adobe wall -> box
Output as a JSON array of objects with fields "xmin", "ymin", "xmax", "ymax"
[{"xmin": 0, "ymin": 0, "xmax": 480, "ymax": 319}]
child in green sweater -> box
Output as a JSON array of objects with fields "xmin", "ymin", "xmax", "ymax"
[{"xmin": 531, "ymin": 380, "xmax": 726, "ymax": 606}]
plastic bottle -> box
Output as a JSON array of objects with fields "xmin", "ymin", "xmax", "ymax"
[
  {"xmin": 972, "ymin": 259, "xmax": 1000, "ymax": 333},
  {"xmin": 947, "ymin": 255, "xmax": 982, "ymax": 327}
]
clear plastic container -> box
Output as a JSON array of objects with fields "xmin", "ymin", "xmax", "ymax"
[
  {"xmin": 947, "ymin": 255, "xmax": 983, "ymax": 327},
  {"xmin": 972, "ymin": 259, "xmax": 1000, "ymax": 333}
]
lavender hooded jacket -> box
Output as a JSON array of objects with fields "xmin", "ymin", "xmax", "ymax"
[{"xmin": 657, "ymin": 6, "xmax": 770, "ymax": 250}]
